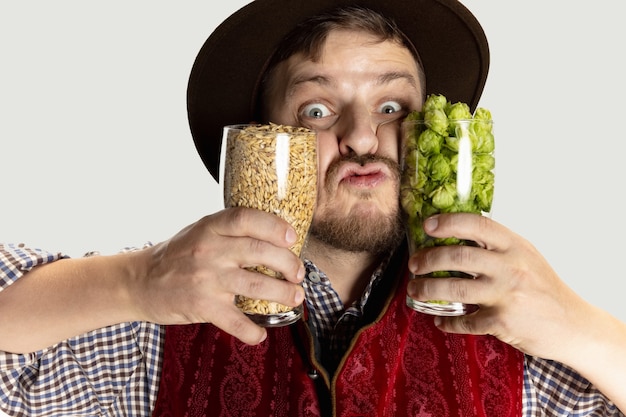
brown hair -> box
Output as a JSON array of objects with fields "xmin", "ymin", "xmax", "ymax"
[{"xmin": 255, "ymin": 6, "xmax": 426, "ymax": 121}]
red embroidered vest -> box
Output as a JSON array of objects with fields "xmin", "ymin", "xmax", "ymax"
[{"xmin": 152, "ymin": 269, "xmax": 523, "ymax": 416}]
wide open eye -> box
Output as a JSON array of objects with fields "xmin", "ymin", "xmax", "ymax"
[
  {"xmin": 298, "ymin": 102, "xmax": 338, "ymax": 130},
  {"xmin": 301, "ymin": 103, "xmax": 332, "ymax": 119},
  {"xmin": 373, "ymin": 100, "xmax": 408, "ymax": 131},
  {"xmin": 379, "ymin": 101, "xmax": 402, "ymax": 114}
]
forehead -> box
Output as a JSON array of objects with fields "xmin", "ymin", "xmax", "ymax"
[
  {"xmin": 301, "ymin": 29, "xmax": 412, "ymax": 66},
  {"xmin": 266, "ymin": 29, "xmax": 422, "ymax": 101}
]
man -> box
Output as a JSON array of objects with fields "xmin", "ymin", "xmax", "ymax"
[{"xmin": 1, "ymin": 0, "xmax": 625, "ymax": 416}]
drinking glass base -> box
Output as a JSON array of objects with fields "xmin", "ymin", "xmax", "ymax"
[
  {"xmin": 244, "ymin": 307, "xmax": 302, "ymax": 327},
  {"xmin": 406, "ymin": 296, "xmax": 477, "ymax": 317}
]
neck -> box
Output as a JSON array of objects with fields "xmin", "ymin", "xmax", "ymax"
[{"xmin": 303, "ymin": 237, "xmax": 386, "ymax": 306}]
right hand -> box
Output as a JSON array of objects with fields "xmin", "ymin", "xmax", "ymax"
[{"xmin": 127, "ymin": 207, "xmax": 306, "ymax": 345}]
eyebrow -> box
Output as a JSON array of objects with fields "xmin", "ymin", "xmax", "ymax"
[
  {"xmin": 287, "ymin": 71, "xmax": 419, "ymax": 98},
  {"xmin": 291, "ymin": 74, "xmax": 330, "ymax": 89},
  {"xmin": 377, "ymin": 71, "xmax": 419, "ymax": 90},
  {"xmin": 283, "ymin": 75, "xmax": 329, "ymax": 101}
]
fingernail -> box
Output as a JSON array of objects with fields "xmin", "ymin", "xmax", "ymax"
[
  {"xmin": 286, "ymin": 228, "xmax": 297, "ymax": 244},
  {"xmin": 424, "ymin": 216, "xmax": 439, "ymax": 232},
  {"xmin": 294, "ymin": 288, "xmax": 305, "ymax": 305},
  {"xmin": 434, "ymin": 316, "xmax": 443, "ymax": 327},
  {"xmin": 406, "ymin": 280, "xmax": 416, "ymax": 296}
]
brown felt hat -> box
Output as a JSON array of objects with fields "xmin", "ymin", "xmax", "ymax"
[{"xmin": 187, "ymin": 0, "xmax": 489, "ymax": 181}]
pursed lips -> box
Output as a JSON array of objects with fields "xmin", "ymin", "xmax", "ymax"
[{"xmin": 337, "ymin": 162, "xmax": 389, "ymax": 188}]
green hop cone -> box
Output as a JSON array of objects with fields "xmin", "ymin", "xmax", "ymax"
[
  {"xmin": 474, "ymin": 153, "xmax": 495, "ymax": 173},
  {"xmin": 401, "ymin": 94, "xmax": 495, "ymax": 251},
  {"xmin": 417, "ymin": 128, "xmax": 443, "ymax": 155},
  {"xmin": 427, "ymin": 153, "xmax": 452, "ymax": 182},
  {"xmin": 473, "ymin": 107, "xmax": 492, "ymax": 121},
  {"xmin": 430, "ymin": 182, "xmax": 457, "ymax": 210},
  {"xmin": 424, "ymin": 109, "xmax": 449, "ymax": 136},
  {"xmin": 400, "ymin": 186, "xmax": 422, "ymax": 216},
  {"xmin": 404, "ymin": 109, "xmax": 423, "ymax": 122},
  {"xmin": 445, "ymin": 102, "xmax": 473, "ymax": 136},
  {"xmin": 423, "ymin": 94, "xmax": 447, "ymax": 112}
]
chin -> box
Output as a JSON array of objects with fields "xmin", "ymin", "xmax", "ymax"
[{"xmin": 311, "ymin": 201, "xmax": 404, "ymax": 254}]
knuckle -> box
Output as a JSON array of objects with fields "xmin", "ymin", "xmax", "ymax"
[
  {"xmin": 476, "ymin": 214, "xmax": 492, "ymax": 234},
  {"xmin": 420, "ymin": 247, "xmax": 438, "ymax": 270},
  {"xmin": 229, "ymin": 206, "xmax": 250, "ymax": 228},
  {"xmin": 449, "ymin": 278, "xmax": 470, "ymax": 302},
  {"xmin": 452, "ymin": 245, "xmax": 473, "ymax": 267},
  {"xmin": 503, "ymin": 261, "xmax": 531, "ymax": 291},
  {"xmin": 235, "ymin": 271, "xmax": 265, "ymax": 296},
  {"xmin": 246, "ymin": 238, "xmax": 268, "ymax": 257}
]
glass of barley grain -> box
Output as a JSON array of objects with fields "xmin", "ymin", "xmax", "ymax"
[{"xmin": 221, "ymin": 123, "xmax": 317, "ymax": 327}]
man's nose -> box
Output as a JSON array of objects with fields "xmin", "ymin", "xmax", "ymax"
[{"xmin": 334, "ymin": 106, "xmax": 380, "ymax": 156}]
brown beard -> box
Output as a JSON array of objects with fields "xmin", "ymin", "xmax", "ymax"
[{"xmin": 309, "ymin": 154, "xmax": 405, "ymax": 254}]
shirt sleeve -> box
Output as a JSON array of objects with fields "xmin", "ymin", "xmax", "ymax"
[
  {"xmin": 0, "ymin": 322, "xmax": 164, "ymax": 417},
  {"xmin": 524, "ymin": 355, "xmax": 624, "ymax": 416},
  {"xmin": 0, "ymin": 243, "xmax": 164, "ymax": 416},
  {"xmin": 0, "ymin": 243, "xmax": 68, "ymax": 291}
]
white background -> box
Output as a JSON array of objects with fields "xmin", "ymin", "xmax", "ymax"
[{"xmin": 1, "ymin": 1, "xmax": 625, "ymax": 322}]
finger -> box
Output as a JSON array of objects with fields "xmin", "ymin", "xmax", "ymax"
[
  {"xmin": 407, "ymin": 245, "xmax": 506, "ymax": 310},
  {"xmin": 209, "ymin": 303, "xmax": 268, "ymax": 345},
  {"xmin": 215, "ymin": 207, "xmax": 299, "ymax": 249},
  {"xmin": 407, "ymin": 273, "xmax": 486, "ymax": 307},
  {"xmin": 431, "ymin": 309, "xmax": 498, "ymax": 337},
  {"xmin": 410, "ymin": 244, "xmax": 503, "ymax": 281},
  {"xmin": 228, "ymin": 235, "xmax": 305, "ymax": 284},
  {"xmin": 226, "ymin": 267, "xmax": 305, "ymax": 308},
  {"xmin": 422, "ymin": 213, "xmax": 515, "ymax": 252}
]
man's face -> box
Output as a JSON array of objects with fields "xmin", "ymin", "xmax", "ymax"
[{"xmin": 265, "ymin": 30, "xmax": 423, "ymax": 253}]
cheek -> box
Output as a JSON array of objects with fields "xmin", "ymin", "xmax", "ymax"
[
  {"xmin": 377, "ymin": 129, "xmax": 401, "ymax": 162},
  {"xmin": 381, "ymin": 144, "xmax": 400, "ymax": 164},
  {"xmin": 315, "ymin": 133, "xmax": 340, "ymax": 180}
]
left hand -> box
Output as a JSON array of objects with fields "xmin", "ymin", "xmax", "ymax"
[{"xmin": 406, "ymin": 212, "xmax": 591, "ymax": 363}]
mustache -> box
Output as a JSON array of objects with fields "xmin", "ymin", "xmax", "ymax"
[{"xmin": 326, "ymin": 154, "xmax": 401, "ymax": 181}]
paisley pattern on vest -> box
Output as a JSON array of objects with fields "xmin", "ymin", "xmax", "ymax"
[
  {"xmin": 153, "ymin": 270, "xmax": 523, "ymax": 416},
  {"xmin": 334, "ymin": 301, "xmax": 522, "ymax": 416},
  {"xmin": 153, "ymin": 323, "xmax": 320, "ymax": 416}
]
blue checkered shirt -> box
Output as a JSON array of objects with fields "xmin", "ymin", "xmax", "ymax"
[{"xmin": 0, "ymin": 243, "xmax": 622, "ymax": 416}]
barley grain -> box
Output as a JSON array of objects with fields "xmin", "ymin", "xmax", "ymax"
[{"xmin": 224, "ymin": 124, "xmax": 317, "ymax": 316}]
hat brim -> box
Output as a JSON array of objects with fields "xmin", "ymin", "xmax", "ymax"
[{"xmin": 187, "ymin": 0, "xmax": 489, "ymax": 181}]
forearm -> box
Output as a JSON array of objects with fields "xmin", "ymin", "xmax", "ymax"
[
  {"xmin": 559, "ymin": 305, "xmax": 626, "ymax": 412},
  {"xmin": 0, "ymin": 251, "xmax": 145, "ymax": 354}
]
